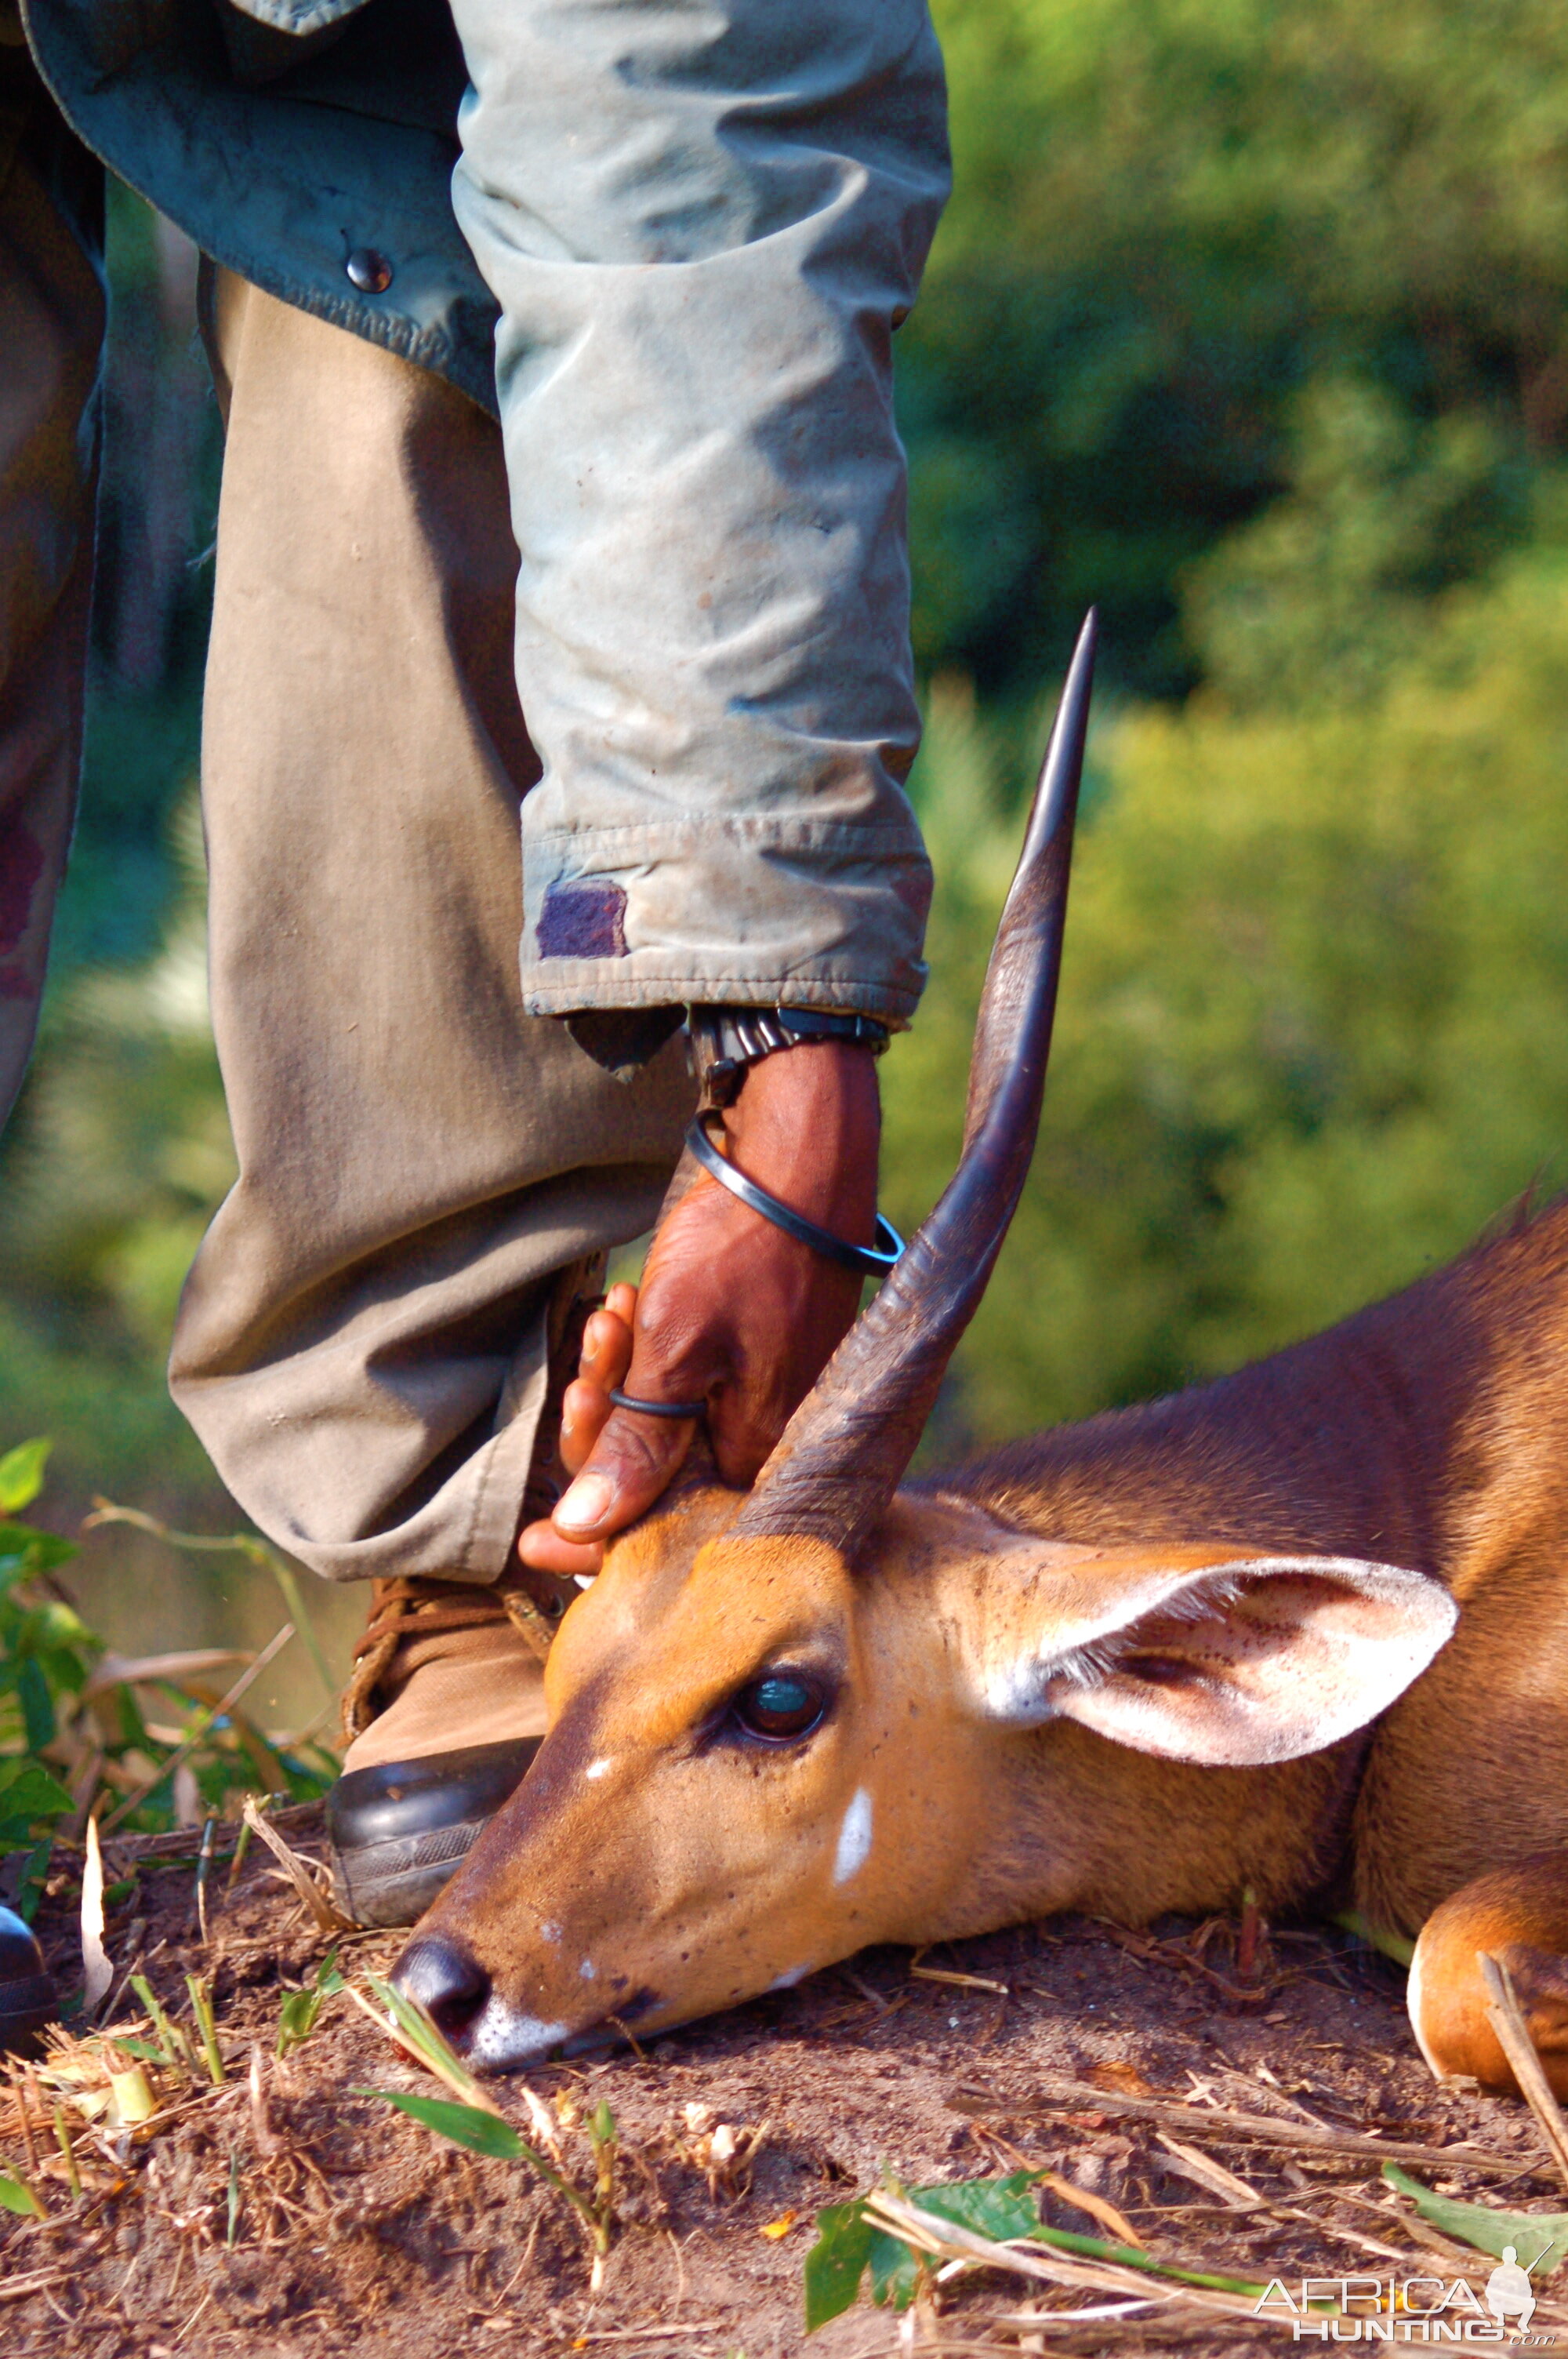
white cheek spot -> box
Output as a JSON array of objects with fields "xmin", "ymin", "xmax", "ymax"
[
  {"xmin": 579, "ymin": 1958, "xmax": 597, "ymax": 1982},
  {"xmin": 832, "ymin": 1787, "xmax": 873, "ymax": 1887},
  {"xmin": 767, "ymin": 1963, "xmax": 811, "ymax": 1992},
  {"xmin": 584, "ymin": 1757, "xmax": 612, "ymax": 1781},
  {"xmin": 539, "ymin": 1921, "xmax": 562, "ymax": 1945}
]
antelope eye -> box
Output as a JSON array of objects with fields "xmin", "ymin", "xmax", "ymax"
[{"xmin": 732, "ymin": 1671, "xmax": 827, "ymax": 1743}]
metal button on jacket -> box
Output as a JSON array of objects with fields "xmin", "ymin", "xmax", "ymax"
[{"xmin": 346, "ymin": 247, "xmax": 393, "ymax": 294}]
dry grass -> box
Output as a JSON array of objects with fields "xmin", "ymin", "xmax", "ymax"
[{"xmin": 4, "ymin": 1814, "xmax": 1568, "ymax": 2357}]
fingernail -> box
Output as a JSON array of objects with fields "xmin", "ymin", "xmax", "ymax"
[{"xmin": 555, "ymin": 1474, "xmax": 612, "ymax": 1534}]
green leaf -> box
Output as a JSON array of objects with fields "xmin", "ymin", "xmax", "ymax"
[
  {"xmin": 804, "ymin": 2171, "xmax": 1268, "ymax": 2328},
  {"xmin": 803, "ymin": 2199, "xmax": 875, "ymax": 2332},
  {"xmin": 805, "ymin": 2176, "xmax": 1044, "ymax": 2329},
  {"xmin": 868, "ymin": 2172, "xmax": 1044, "ymax": 2313},
  {"xmin": 363, "ymin": 1971, "xmax": 483, "ymax": 2102},
  {"xmin": 0, "ymin": 2166, "xmax": 45, "ymax": 2218},
  {"xmin": 1383, "ymin": 2165, "xmax": 1568, "ymax": 2274},
  {"xmin": 17, "ymin": 1656, "xmax": 55, "ymax": 1753},
  {"xmin": 276, "ymin": 1950, "xmax": 343, "ymax": 2058},
  {"xmin": 361, "ymin": 2088, "xmax": 526, "ymax": 2161},
  {"xmin": 9, "ymin": 1837, "xmax": 53, "ymax": 1925},
  {"xmin": 0, "ymin": 1524, "xmax": 78, "ymax": 1586},
  {"xmin": 0, "ymin": 1440, "xmax": 50, "ymax": 1517},
  {"xmin": 277, "ymin": 1986, "xmax": 321, "ymax": 2056},
  {"xmin": 867, "ymin": 2223, "xmax": 921, "ymax": 2311},
  {"xmin": 0, "ymin": 1758, "xmax": 73, "ymax": 1848},
  {"xmin": 906, "ymin": 2170, "xmax": 1042, "ymax": 2245}
]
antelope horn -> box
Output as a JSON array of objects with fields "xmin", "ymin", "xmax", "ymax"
[{"xmin": 730, "ymin": 609, "xmax": 1098, "ymax": 1557}]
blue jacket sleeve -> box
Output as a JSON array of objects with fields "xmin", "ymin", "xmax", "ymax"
[{"xmin": 447, "ymin": 0, "xmax": 949, "ymax": 1024}]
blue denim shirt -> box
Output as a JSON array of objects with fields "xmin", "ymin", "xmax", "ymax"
[{"xmin": 25, "ymin": 0, "xmax": 948, "ymax": 1023}]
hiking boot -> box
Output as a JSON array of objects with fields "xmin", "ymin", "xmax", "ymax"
[
  {"xmin": 0, "ymin": 1904, "xmax": 56, "ymax": 2055},
  {"xmin": 326, "ymin": 1566, "xmax": 574, "ymax": 1927},
  {"xmin": 325, "ymin": 1270, "xmax": 597, "ymax": 1928}
]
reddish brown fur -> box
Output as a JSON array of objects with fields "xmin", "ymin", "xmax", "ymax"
[
  {"xmin": 959, "ymin": 1195, "xmax": 1568, "ymax": 1933},
  {"xmin": 411, "ymin": 1196, "xmax": 1568, "ymax": 2091},
  {"xmin": 1408, "ymin": 1857, "xmax": 1568, "ymax": 2095}
]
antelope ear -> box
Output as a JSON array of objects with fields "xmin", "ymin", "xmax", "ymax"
[{"xmin": 962, "ymin": 1543, "xmax": 1457, "ymax": 1766}]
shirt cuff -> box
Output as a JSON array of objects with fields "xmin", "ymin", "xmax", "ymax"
[{"xmin": 519, "ymin": 814, "xmax": 932, "ymax": 1027}]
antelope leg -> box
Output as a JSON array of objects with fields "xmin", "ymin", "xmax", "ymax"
[{"xmin": 1410, "ymin": 1853, "xmax": 1568, "ymax": 2097}]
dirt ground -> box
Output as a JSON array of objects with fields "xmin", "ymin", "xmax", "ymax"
[{"xmin": 3, "ymin": 1807, "xmax": 1565, "ymax": 2358}]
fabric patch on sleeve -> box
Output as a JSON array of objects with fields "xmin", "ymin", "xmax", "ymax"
[{"xmin": 536, "ymin": 880, "xmax": 629, "ymax": 959}]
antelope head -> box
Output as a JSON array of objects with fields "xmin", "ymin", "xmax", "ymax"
[{"xmin": 394, "ymin": 616, "xmax": 1455, "ymax": 2066}]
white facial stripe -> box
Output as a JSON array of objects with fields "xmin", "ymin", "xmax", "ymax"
[
  {"xmin": 579, "ymin": 1958, "xmax": 597, "ymax": 1981},
  {"xmin": 584, "ymin": 1757, "xmax": 612, "ymax": 1781},
  {"xmin": 833, "ymin": 1787, "xmax": 873, "ymax": 1886}
]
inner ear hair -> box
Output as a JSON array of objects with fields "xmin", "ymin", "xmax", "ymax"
[{"xmin": 1045, "ymin": 1569, "xmax": 1252, "ymax": 1691}]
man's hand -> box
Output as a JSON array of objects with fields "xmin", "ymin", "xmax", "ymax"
[{"xmin": 517, "ymin": 1041, "xmax": 880, "ymax": 1576}]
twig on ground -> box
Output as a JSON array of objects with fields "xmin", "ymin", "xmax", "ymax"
[
  {"xmin": 1155, "ymin": 2135, "xmax": 1265, "ymax": 2210},
  {"xmin": 860, "ymin": 2186, "xmax": 1287, "ymax": 2324},
  {"xmin": 240, "ymin": 1794, "xmax": 350, "ymax": 1934},
  {"xmin": 948, "ymin": 2073, "xmax": 1520, "ymax": 2173},
  {"xmin": 911, "ymin": 1965, "xmax": 1011, "ymax": 1997},
  {"xmin": 0, "ymin": 2266, "xmax": 74, "ymax": 2306},
  {"xmin": 1477, "ymin": 1950, "xmax": 1568, "ymax": 2194}
]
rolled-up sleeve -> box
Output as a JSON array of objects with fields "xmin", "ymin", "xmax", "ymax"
[{"xmin": 447, "ymin": 0, "xmax": 949, "ymax": 1025}]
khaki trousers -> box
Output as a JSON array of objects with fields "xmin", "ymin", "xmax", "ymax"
[
  {"xmin": 1, "ymin": 96, "xmax": 695, "ymax": 1582},
  {"xmin": 171, "ymin": 272, "xmax": 695, "ymax": 1584}
]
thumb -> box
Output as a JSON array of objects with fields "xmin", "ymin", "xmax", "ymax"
[{"xmin": 551, "ymin": 1394, "xmax": 700, "ymax": 1540}]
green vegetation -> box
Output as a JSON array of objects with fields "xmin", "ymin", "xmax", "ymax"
[
  {"xmin": 9, "ymin": 0, "xmax": 1568, "ymax": 1533},
  {"xmin": 905, "ymin": 0, "xmax": 1568, "ymax": 700},
  {"xmin": 1382, "ymin": 2165, "xmax": 1568, "ymax": 2275},
  {"xmin": 806, "ymin": 2172, "xmax": 1047, "ymax": 2327},
  {"xmin": 891, "ymin": 533, "xmax": 1568, "ymax": 1442},
  {"xmin": 802, "ymin": 2168, "xmax": 1275, "ymax": 2329},
  {"xmin": 354, "ymin": 1974, "xmax": 620, "ymax": 2284},
  {"xmin": 0, "ymin": 1437, "xmax": 334, "ymax": 1896}
]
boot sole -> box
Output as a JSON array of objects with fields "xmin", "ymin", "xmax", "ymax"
[{"xmin": 326, "ymin": 1736, "xmax": 541, "ymax": 1929}]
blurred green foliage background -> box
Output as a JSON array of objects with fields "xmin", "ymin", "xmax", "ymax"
[{"xmin": 9, "ymin": 0, "xmax": 1568, "ymax": 1597}]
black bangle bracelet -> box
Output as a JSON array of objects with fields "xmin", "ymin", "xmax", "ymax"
[
  {"xmin": 685, "ymin": 1114, "xmax": 904, "ymax": 1278},
  {"xmin": 608, "ymin": 1388, "xmax": 706, "ymax": 1419}
]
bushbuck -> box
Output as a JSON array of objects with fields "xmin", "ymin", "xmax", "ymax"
[{"xmin": 396, "ymin": 615, "xmax": 1568, "ymax": 2099}]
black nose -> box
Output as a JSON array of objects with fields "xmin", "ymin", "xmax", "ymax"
[{"xmin": 392, "ymin": 1935, "xmax": 490, "ymax": 2041}]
